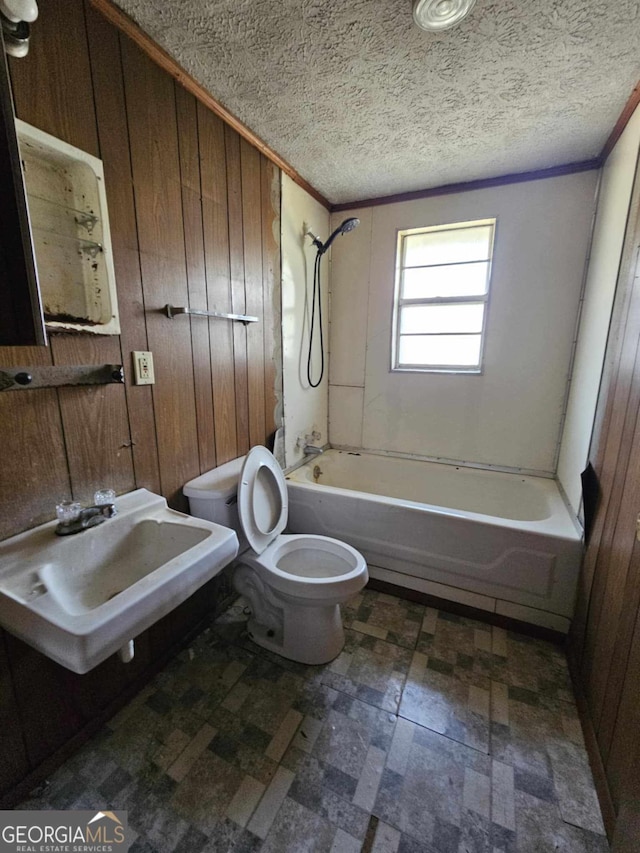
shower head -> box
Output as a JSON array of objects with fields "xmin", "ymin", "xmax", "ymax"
[
  {"xmin": 339, "ymin": 217, "xmax": 360, "ymax": 234},
  {"xmin": 318, "ymin": 217, "xmax": 360, "ymax": 255}
]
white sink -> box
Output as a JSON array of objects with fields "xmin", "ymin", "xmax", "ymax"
[{"xmin": 0, "ymin": 489, "xmax": 238, "ymax": 673}]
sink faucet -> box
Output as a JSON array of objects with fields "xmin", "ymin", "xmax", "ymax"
[
  {"xmin": 55, "ymin": 504, "xmax": 117, "ymax": 536},
  {"xmin": 303, "ymin": 445, "xmax": 323, "ymax": 457}
]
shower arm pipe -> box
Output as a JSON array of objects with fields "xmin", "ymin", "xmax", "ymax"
[{"xmin": 164, "ymin": 304, "xmax": 259, "ymax": 325}]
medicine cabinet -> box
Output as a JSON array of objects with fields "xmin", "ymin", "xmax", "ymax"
[{"xmin": 16, "ymin": 119, "xmax": 120, "ymax": 335}]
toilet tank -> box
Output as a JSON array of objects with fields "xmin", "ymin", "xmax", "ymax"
[{"xmin": 183, "ymin": 456, "xmax": 246, "ymax": 530}]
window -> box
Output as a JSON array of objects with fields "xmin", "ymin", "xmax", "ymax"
[{"xmin": 392, "ymin": 218, "xmax": 495, "ymax": 373}]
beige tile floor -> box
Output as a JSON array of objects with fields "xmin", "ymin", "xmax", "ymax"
[{"xmin": 19, "ymin": 588, "xmax": 609, "ymax": 852}]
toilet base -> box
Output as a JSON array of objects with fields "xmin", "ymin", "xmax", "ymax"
[
  {"xmin": 233, "ymin": 562, "xmax": 347, "ymax": 665},
  {"xmin": 245, "ymin": 604, "xmax": 345, "ymax": 666}
]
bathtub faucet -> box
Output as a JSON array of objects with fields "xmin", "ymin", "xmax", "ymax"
[{"xmin": 303, "ymin": 445, "xmax": 323, "ymax": 457}]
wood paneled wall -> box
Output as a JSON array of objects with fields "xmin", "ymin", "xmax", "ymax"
[
  {"xmin": 0, "ymin": 0, "xmax": 281, "ymax": 798},
  {"xmin": 568, "ymin": 155, "xmax": 640, "ymax": 851}
]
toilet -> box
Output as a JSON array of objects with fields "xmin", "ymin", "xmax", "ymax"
[{"xmin": 183, "ymin": 446, "xmax": 368, "ymax": 665}]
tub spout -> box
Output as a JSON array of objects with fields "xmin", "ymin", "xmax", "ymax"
[{"xmin": 304, "ymin": 445, "xmax": 323, "ymax": 457}]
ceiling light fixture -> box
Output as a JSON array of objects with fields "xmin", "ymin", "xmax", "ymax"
[{"xmin": 413, "ymin": 0, "xmax": 476, "ymax": 31}]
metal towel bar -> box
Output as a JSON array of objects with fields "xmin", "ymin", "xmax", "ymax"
[{"xmin": 164, "ymin": 304, "xmax": 258, "ymax": 325}]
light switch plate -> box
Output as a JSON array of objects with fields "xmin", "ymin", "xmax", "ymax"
[{"xmin": 132, "ymin": 351, "xmax": 154, "ymax": 385}]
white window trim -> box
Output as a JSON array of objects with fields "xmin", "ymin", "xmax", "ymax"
[{"xmin": 391, "ymin": 219, "xmax": 496, "ymax": 374}]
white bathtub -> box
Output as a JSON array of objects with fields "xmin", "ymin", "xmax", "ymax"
[{"xmin": 286, "ymin": 450, "xmax": 583, "ymax": 632}]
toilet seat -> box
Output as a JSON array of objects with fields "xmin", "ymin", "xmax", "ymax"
[{"xmin": 238, "ymin": 446, "xmax": 288, "ymax": 554}]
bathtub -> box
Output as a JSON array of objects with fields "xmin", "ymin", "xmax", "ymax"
[{"xmin": 286, "ymin": 450, "xmax": 583, "ymax": 632}]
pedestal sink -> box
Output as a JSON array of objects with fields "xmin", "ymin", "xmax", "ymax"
[{"xmin": 0, "ymin": 489, "xmax": 238, "ymax": 673}]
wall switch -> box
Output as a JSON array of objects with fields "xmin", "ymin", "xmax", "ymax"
[{"xmin": 132, "ymin": 351, "xmax": 155, "ymax": 385}]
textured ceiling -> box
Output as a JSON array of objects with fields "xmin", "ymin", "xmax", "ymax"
[{"xmin": 116, "ymin": 0, "xmax": 640, "ymax": 204}]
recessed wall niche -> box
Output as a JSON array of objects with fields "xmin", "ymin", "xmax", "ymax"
[{"xmin": 16, "ymin": 119, "xmax": 120, "ymax": 334}]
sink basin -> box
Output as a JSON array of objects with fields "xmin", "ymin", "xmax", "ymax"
[
  {"xmin": 41, "ymin": 519, "xmax": 213, "ymax": 616},
  {"xmin": 0, "ymin": 489, "xmax": 238, "ymax": 673}
]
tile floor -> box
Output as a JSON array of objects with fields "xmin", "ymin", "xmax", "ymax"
[{"xmin": 19, "ymin": 589, "xmax": 609, "ymax": 852}]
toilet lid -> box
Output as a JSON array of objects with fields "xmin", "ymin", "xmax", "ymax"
[{"xmin": 238, "ymin": 446, "xmax": 288, "ymax": 555}]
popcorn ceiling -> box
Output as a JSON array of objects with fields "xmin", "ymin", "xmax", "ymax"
[{"xmin": 117, "ymin": 0, "xmax": 640, "ymax": 203}]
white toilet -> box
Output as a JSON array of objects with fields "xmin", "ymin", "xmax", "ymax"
[{"xmin": 183, "ymin": 446, "xmax": 368, "ymax": 665}]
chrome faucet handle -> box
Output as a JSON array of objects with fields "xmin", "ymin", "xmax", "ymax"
[
  {"xmin": 55, "ymin": 500, "xmax": 82, "ymax": 523},
  {"xmin": 94, "ymin": 488, "xmax": 116, "ymax": 506}
]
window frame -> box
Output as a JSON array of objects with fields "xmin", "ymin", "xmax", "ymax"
[{"xmin": 391, "ymin": 218, "xmax": 496, "ymax": 375}]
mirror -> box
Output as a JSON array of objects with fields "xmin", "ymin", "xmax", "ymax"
[{"xmin": 0, "ymin": 28, "xmax": 46, "ymax": 346}]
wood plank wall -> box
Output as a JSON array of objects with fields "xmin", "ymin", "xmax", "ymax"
[
  {"xmin": 0, "ymin": 0, "xmax": 281, "ymax": 798},
  {"xmin": 568, "ymin": 155, "xmax": 640, "ymax": 851}
]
